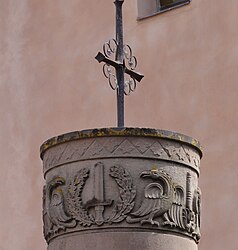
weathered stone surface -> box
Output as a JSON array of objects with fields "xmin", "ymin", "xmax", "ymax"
[
  {"xmin": 41, "ymin": 127, "xmax": 202, "ymax": 250},
  {"xmin": 48, "ymin": 232, "xmax": 198, "ymax": 250}
]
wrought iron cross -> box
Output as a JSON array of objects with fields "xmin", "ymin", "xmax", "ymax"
[{"xmin": 95, "ymin": 0, "xmax": 144, "ymax": 127}]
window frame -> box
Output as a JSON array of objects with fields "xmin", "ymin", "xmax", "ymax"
[{"xmin": 137, "ymin": 0, "xmax": 191, "ymax": 20}]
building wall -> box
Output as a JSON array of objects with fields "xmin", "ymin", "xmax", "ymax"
[{"xmin": 0, "ymin": 0, "xmax": 238, "ymax": 249}]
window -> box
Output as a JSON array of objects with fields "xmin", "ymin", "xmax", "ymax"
[{"xmin": 137, "ymin": 0, "xmax": 191, "ymax": 19}]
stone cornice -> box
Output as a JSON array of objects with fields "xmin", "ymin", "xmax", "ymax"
[{"xmin": 40, "ymin": 127, "xmax": 203, "ymax": 160}]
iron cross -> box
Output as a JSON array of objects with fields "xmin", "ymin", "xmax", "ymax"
[{"xmin": 95, "ymin": 0, "xmax": 144, "ymax": 127}]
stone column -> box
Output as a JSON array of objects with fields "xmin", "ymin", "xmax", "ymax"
[{"xmin": 40, "ymin": 128, "xmax": 202, "ymax": 250}]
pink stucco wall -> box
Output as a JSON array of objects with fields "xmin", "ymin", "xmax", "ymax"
[{"xmin": 0, "ymin": 0, "xmax": 238, "ymax": 249}]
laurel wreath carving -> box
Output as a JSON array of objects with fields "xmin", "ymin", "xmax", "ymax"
[
  {"xmin": 66, "ymin": 168, "xmax": 94, "ymax": 227},
  {"xmin": 43, "ymin": 165, "xmax": 201, "ymax": 244},
  {"xmin": 107, "ymin": 165, "xmax": 136, "ymax": 223}
]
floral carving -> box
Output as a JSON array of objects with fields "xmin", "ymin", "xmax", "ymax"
[
  {"xmin": 43, "ymin": 165, "xmax": 201, "ymax": 244},
  {"xmin": 66, "ymin": 168, "xmax": 94, "ymax": 227},
  {"xmin": 107, "ymin": 165, "xmax": 136, "ymax": 223}
]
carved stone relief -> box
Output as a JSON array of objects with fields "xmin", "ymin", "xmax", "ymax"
[
  {"xmin": 162, "ymin": 173, "xmax": 201, "ymax": 243},
  {"xmin": 107, "ymin": 165, "xmax": 136, "ymax": 223},
  {"xmin": 43, "ymin": 164, "xmax": 201, "ymax": 243},
  {"xmin": 127, "ymin": 169, "xmax": 174, "ymax": 227},
  {"xmin": 43, "ymin": 137, "xmax": 200, "ymax": 175},
  {"xmin": 44, "ymin": 177, "xmax": 76, "ymax": 240}
]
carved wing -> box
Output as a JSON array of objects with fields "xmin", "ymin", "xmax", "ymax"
[
  {"xmin": 163, "ymin": 186, "xmax": 185, "ymax": 229},
  {"xmin": 167, "ymin": 203, "xmax": 185, "ymax": 229},
  {"xmin": 131, "ymin": 198, "xmax": 162, "ymax": 217},
  {"xmin": 46, "ymin": 177, "xmax": 77, "ymax": 236},
  {"xmin": 131, "ymin": 183, "xmax": 163, "ymax": 217},
  {"xmin": 145, "ymin": 183, "xmax": 163, "ymax": 199},
  {"xmin": 50, "ymin": 192, "xmax": 72, "ymax": 223}
]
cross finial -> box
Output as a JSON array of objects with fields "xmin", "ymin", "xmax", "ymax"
[{"xmin": 95, "ymin": 0, "xmax": 144, "ymax": 127}]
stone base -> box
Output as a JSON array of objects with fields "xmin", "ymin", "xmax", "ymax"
[
  {"xmin": 41, "ymin": 128, "xmax": 202, "ymax": 250},
  {"xmin": 48, "ymin": 232, "xmax": 197, "ymax": 250}
]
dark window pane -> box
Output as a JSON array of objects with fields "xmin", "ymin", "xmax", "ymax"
[
  {"xmin": 159, "ymin": 0, "xmax": 190, "ymax": 11},
  {"xmin": 137, "ymin": 0, "xmax": 191, "ymax": 19}
]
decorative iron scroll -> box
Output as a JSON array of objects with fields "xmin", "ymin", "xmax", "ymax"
[
  {"xmin": 97, "ymin": 38, "xmax": 143, "ymax": 96},
  {"xmin": 102, "ymin": 39, "xmax": 118, "ymax": 90}
]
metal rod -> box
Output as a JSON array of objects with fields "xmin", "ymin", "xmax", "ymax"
[
  {"xmin": 95, "ymin": 0, "xmax": 143, "ymax": 128},
  {"xmin": 114, "ymin": 0, "xmax": 125, "ymax": 127}
]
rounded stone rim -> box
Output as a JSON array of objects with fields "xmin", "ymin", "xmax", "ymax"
[{"xmin": 40, "ymin": 127, "xmax": 203, "ymax": 159}]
